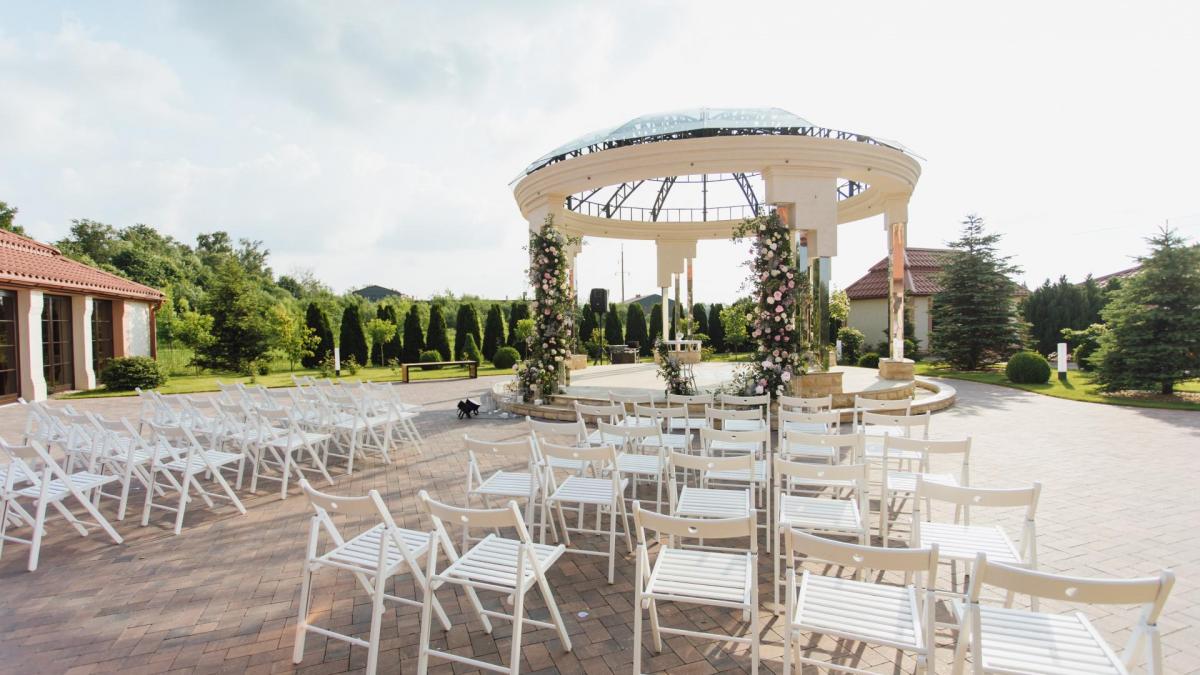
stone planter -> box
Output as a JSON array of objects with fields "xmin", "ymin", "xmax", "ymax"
[
  {"xmin": 791, "ymin": 370, "xmax": 844, "ymax": 398},
  {"xmin": 879, "ymin": 358, "xmax": 915, "ymax": 381},
  {"xmin": 568, "ymin": 354, "xmax": 588, "ymax": 370}
]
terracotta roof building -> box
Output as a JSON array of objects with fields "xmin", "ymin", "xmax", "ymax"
[{"xmin": 0, "ymin": 229, "xmax": 163, "ymax": 401}]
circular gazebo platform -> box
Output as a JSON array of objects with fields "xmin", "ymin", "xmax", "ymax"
[{"xmin": 496, "ymin": 364, "xmax": 955, "ymax": 423}]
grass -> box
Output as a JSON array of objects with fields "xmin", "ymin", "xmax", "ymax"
[
  {"xmin": 62, "ymin": 362, "xmax": 514, "ymax": 399},
  {"xmin": 913, "ymin": 362, "xmax": 1200, "ymax": 412}
]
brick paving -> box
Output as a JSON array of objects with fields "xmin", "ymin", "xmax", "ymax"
[{"xmin": 0, "ymin": 376, "xmax": 1197, "ymax": 673}]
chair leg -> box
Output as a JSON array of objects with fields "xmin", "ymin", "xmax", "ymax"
[
  {"xmin": 607, "ymin": 503, "xmax": 617, "ymax": 584},
  {"xmin": 29, "ymin": 498, "xmax": 48, "ymax": 572},
  {"xmin": 782, "ymin": 625, "xmax": 792, "ymax": 675},
  {"xmin": 633, "ymin": 552, "xmax": 644, "ymax": 675},
  {"xmin": 417, "ymin": 560, "xmax": 437, "ymax": 674},
  {"xmin": 174, "ymin": 473, "xmax": 190, "ymax": 535},
  {"xmin": 293, "ymin": 564, "xmax": 313, "ymax": 664},
  {"xmin": 508, "ymin": 584, "xmax": 525, "ymax": 675},
  {"xmin": 365, "ymin": 573, "xmax": 385, "ymax": 675},
  {"xmin": 648, "ymin": 597, "xmax": 663, "ymax": 652},
  {"xmin": 534, "ymin": 570, "xmax": 572, "ymax": 651}
]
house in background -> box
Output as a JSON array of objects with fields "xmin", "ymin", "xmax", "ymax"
[
  {"xmin": 845, "ymin": 248, "xmax": 953, "ymax": 352},
  {"xmin": 0, "ymin": 230, "xmax": 162, "ymax": 402},
  {"xmin": 352, "ymin": 285, "xmax": 404, "ymax": 302}
]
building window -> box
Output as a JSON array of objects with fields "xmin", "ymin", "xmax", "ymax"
[
  {"xmin": 42, "ymin": 295, "xmax": 74, "ymax": 393},
  {"xmin": 92, "ymin": 299, "xmax": 114, "ymax": 374},
  {"xmin": 0, "ymin": 290, "xmax": 18, "ymax": 402}
]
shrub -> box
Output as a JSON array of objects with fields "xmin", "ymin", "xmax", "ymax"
[
  {"xmin": 857, "ymin": 352, "xmax": 880, "ymax": 368},
  {"xmin": 99, "ymin": 356, "xmax": 167, "ymax": 391},
  {"xmin": 1061, "ymin": 323, "xmax": 1105, "ymax": 372},
  {"xmin": 1005, "ymin": 351, "xmax": 1051, "ymax": 384},
  {"xmin": 493, "ymin": 346, "xmax": 520, "ymax": 369},
  {"xmin": 837, "ymin": 326, "xmax": 865, "ymax": 363},
  {"xmin": 904, "ymin": 338, "xmax": 921, "ymax": 362},
  {"xmin": 419, "ymin": 349, "xmax": 443, "ymax": 370},
  {"xmin": 338, "ymin": 304, "xmax": 369, "ymax": 366},
  {"xmin": 463, "ymin": 334, "xmax": 483, "ymax": 364},
  {"xmin": 341, "ymin": 354, "xmax": 360, "ymax": 375},
  {"xmin": 425, "ymin": 305, "xmax": 451, "ymax": 361}
]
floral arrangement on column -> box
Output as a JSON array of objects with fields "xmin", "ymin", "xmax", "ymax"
[
  {"xmin": 731, "ymin": 210, "xmax": 804, "ymax": 397},
  {"xmin": 515, "ymin": 215, "xmax": 578, "ymax": 402},
  {"xmin": 654, "ymin": 339, "xmax": 696, "ymax": 396}
]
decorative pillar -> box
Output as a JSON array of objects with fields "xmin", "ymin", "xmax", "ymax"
[
  {"xmin": 880, "ymin": 197, "xmax": 915, "ymax": 380},
  {"xmin": 660, "ymin": 285, "xmax": 670, "ymax": 343},
  {"xmin": 811, "ymin": 256, "xmax": 831, "ymax": 353},
  {"xmin": 17, "ymin": 289, "xmax": 46, "ymax": 401},
  {"xmin": 685, "ymin": 257, "xmax": 694, "ymax": 337},
  {"xmin": 71, "ymin": 295, "xmax": 96, "ymax": 391},
  {"xmin": 672, "ymin": 274, "xmax": 681, "ymax": 340},
  {"xmin": 655, "ymin": 240, "xmax": 695, "ymax": 344}
]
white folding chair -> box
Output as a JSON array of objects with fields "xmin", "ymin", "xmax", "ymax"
[
  {"xmin": 538, "ymin": 442, "xmax": 630, "ymax": 583},
  {"xmin": 782, "ymin": 527, "xmax": 938, "ymax": 675},
  {"xmin": 879, "ymin": 436, "xmax": 971, "ymax": 546},
  {"xmin": 705, "ymin": 406, "xmax": 767, "ymax": 434},
  {"xmin": 86, "ymin": 413, "xmax": 173, "ymax": 521},
  {"xmin": 293, "ymin": 480, "xmax": 449, "ymax": 675},
  {"xmin": 664, "ymin": 392, "xmax": 713, "ymax": 434},
  {"xmin": 602, "ymin": 422, "xmax": 668, "ymax": 511},
  {"xmin": 634, "ymin": 404, "xmax": 692, "ymax": 453},
  {"xmin": 526, "ymin": 416, "xmax": 592, "ymax": 475},
  {"xmin": 141, "ymin": 421, "xmax": 247, "ymax": 535},
  {"xmin": 632, "ymin": 502, "xmax": 760, "ymax": 675},
  {"xmin": 772, "ymin": 457, "xmax": 871, "ymax": 608},
  {"xmin": 779, "ymin": 394, "xmax": 833, "ymax": 413},
  {"xmin": 779, "ymin": 427, "xmax": 859, "ymax": 465},
  {"xmin": 719, "ymin": 393, "xmax": 771, "ymax": 433},
  {"xmin": 464, "ymin": 436, "xmax": 543, "ymax": 535},
  {"xmin": 417, "ymin": 491, "xmax": 573, "ymax": 675},
  {"xmin": 667, "ymin": 451, "xmax": 754, "ymax": 555},
  {"xmin": 0, "ymin": 437, "xmax": 123, "ymax": 571},
  {"xmin": 608, "ymin": 392, "xmax": 659, "ymax": 427},
  {"xmin": 251, "ymin": 407, "xmax": 334, "ymax": 499},
  {"xmin": 699, "ymin": 427, "xmax": 771, "ymax": 547},
  {"xmin": 779, "ymin": 408, "xmax": 841, "ymax": 439},
  {"xmin": 573, "ymin": 401, "xmax": 626, "ymax": 445},
  {"xmin": 913, "ymin": 478, "xmax": 1041, "ymax": 622},
  {"xmin": 953, "ymin": 553, "xmax": 1175, "ymax": 675}
]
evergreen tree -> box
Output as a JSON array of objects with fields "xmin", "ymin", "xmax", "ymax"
[
  {"xmin": 481, "ymin": 303, "xmax": 506, "ymax": 360},
  {"xmin": 604, "ymin": 302, "xmax": 624, "ymax": 346},
  {"xmin": 648, "ymin": 303, "xmax": 663, "ymax": 345},
  {"xmin": 625, "ymin": 303, "xmax": 649, "ymax": 355},
  {"xmin": 338, "ymin": 304, "xmax": 369, "ymax": 366},
  {"xmin": 1094, "ymin": 227, "xmax": 1200, "ymax": 394},
  {"xmin": 302, "ymin": 302, "xmax": 334, "ymax": 368},
  {"xmin": 453, "ymin": 303, "xmax": 483, "ymax": 360},
  {"xmin": 1022, "ymin": 275, "xmax": 1098, "ymax": 355},
  {"xmin": 376, "ymin": 305, "xmax": 402, "ymax": 364},
  {"xmin": 401, "ymin": 305, "xmax": 424, "ymax": 362},
  {"xmin": 930, "ymin": 215, "xmax": 1023, "ymax": 370},
  {"xmin": 507, "ymin": 302, "xmax": 530, "ymax": 356},
  {"xmin": 426, "ymin": 304, "xmax": 451, "ymax": 360},
  {"xmin": 708, "ymin": 303, "xmax": 726, "ymax": 352},
  {"xmin": 691, "ymin": 303, "xmax": 708, "ymax": 337},
  {"xmin": 462, "ymin": 333, "xmax": 484, "ymax": 364},
  {"xmin": 194, "ymin": 258, "xmax": 272, "ymax": 372},
  {"xmin": 578, "ymin": 304, "xmax": 598, "ymax": 348}
]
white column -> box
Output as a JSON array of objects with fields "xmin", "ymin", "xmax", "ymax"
[
  {"xmin": 885, "ymin": 199, "xmax": 909, "ymax": 360},
  {"xmin": 72, "ymin": 295, "xmax": 96, "ymax": 390},
  {"xmin": 660, "ymin": 285, "xmax": 670, "ymax": 343},
  {"xmin": 17, "ymin": 289, "xmax": 46, "ymax": 401}
]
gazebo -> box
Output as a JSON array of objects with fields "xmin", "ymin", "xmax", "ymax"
[{"xmin": 511, "ymin": 107, "xmax": 922, "ymax": 382}]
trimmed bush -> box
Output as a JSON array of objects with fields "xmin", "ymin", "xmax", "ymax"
[
  {"xmin": 463, "ymin": 334, "xmax": 483, "ymax": 364},
  {"xmin": 401, "ymin": 305, "xmax": 424, "ymax": 363},
  {"xmin": 492, "ymin": 346, "xmax": 520, "ymax": 369},
  {"xmin": 419, "ymin": 349, "xmax": 443, "ymax": 370},
  {"xmin": 857, "ymin": 352, "xmax": 880, "ymax": 368},
  {"xmin": 1005, "ymin": 351, "xmax": 1051, "ymax": 384},
  {"xmin": 837, "ymin": 326, "xmax": 865, "ymax": 363},
  {"xmin": 426, "ymin": 305, "xmax": 451, "ymax": 360},
  {"xmin": 302, "ymin": 303, "xmax": 334, "ymax": 368},
  {"xmin": 453, "ymin": 304, "xmax": 483, "ymax": 360},
  {"xmin": 338, "ymin": 304, "xmax": 369, "ymax": 366},
  {"xmin": 100, "ymin": 356, "xmax": 167, "ymax": 391}
]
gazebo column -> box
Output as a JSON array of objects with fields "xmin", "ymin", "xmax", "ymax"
[
  {"xmin": 656, "ymin": 240, "xmax": 695, "ymax": 343},
  {"xmin": 880, "ymin": 197, "xmax": 915, "ymax": 380},
  {"xmin": 685, "ymin": 257, "xmax": 694, "ymax": 337},
  {"xmin": 762, "ymin": 167, "xmax": 837, "ymax": 359}
]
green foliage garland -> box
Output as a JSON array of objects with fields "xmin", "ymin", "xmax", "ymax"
[{"xmin": 516, "ymin": 216, "xmax": 578, "ymax": 402}]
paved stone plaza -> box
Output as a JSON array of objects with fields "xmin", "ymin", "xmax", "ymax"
[{"xmin": 0, "ymin": 377, "xmax": 1196, "ymax": 674}]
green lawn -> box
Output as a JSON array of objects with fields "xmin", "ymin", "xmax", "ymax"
[
  {"xmin": 914, "ymin": 362, "xmax": 1200, "ymax": 412},
  {"xmin": 62, "ymin": 363, "xmax": 514, "ymax": 399}
]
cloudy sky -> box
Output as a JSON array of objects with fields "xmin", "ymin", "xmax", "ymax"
[{"xmin": 2, "ymin": 1, "xmax": 1198, "ymax": 303}]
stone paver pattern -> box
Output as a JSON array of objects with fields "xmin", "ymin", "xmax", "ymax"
[{"xmin": 0, "ymin": 376, "xmax": 1196, "ymax": 674}]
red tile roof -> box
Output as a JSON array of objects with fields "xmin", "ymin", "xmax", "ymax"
[
  {"xmin": 0, "ymin": 230, "xmax": 163, "ymax": 302},
  {"xmin": 845, "ymin": 248, "xmax": 956, "ymax": 300}
]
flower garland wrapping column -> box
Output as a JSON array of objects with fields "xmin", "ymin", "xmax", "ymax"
[
  {"xmin": 733, "ymin": 211, "xmax": 804, "ymax": 397},
  {"xmin": 516, "ymin": 216, "xmax": 578, "ymax": 402}
]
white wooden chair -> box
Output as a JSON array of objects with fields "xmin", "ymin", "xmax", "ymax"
[
  {"xmin": 293, "ymin": 480, "xmax": 449, "ymax": 675},
  {"xmin": 464, "ymin": 436, "xmax": 543, "ymax": 534},
  {"xmin": 86, "ymin": 413, "xmax": 172, "ymax": 520},
  {"xmin": 718, "ymin": 393, "xmax": 771, "ymax": 433},
  {"xmin": 779, "ymin": 408, "xmax": 841, "ymax": 437},
  {"xmin": 779, "ymin": 394, "xmax": 832, "ymax": 412},
  {"xmin": 251, "ymin": 407, "xmax": 334, "ymax": 498},
  {"xmin": 879, "ymin": 436, "xmax": 971, "ymax": 546},
  {"xmin": 417, "ymin": 491, "xmax": 573, "ymax": 675},
  {"xmin": 634, "ymin": 404, "xmax": 692, "ymax": 453},
  {"xmin": 0, "ymin": 437, "xmax": 123, "ymax": 571},
  {"xmin": 525, "ymin": 416, "xmax": 591, "ymax": 475},
  {"xmin": 632, "ymin": 502, "xmax": 760, "ymax": 675},
  {"xmin": 782, "ymin": 527, "xmax": 938, "ymax": 675},
  {"xmin": 141, "ymin": 421, "xmax": 246, "ymax": 535},
  {"xmin": 706, "ymin": 406, "xmax": 767, "ymax": 434},
  {"xmin": 861, "ymin": 411, "xmax": 931, "ymax": 477},
  {"xmin": 699, "ymin": 427, "xmax": 771, "ymax": 547},
  {"xmin": 601, "ymin": 421, "xmax": 668, "ymax": 511},
  {"xmin": 953, "ymin": 552, "xmax": 1175, "ymax": 675},
  {"xmin": 608, "ymin": 392, "xmax": 659, "ymax": 427},
  {"xmin": 573, "ymin": 401, "xmax": 627, "ymax": 445},
  {"xmin": 538, "ymin": 442, "xmax": 630, "ymax": 583},
  {"xmin": 913, "ymin": 478, "xmax": 1041, "ymax": 620},
  {"xmin": 772, "ymin": 458, "xmax": 870, "ymax": 608},
  {"xmin": 665, "ymin": 392, "xmax": 713, "ymax": 434},
  {"xmin": 779, "ymin": 427, "xmax": 858, "ymax": 465}
]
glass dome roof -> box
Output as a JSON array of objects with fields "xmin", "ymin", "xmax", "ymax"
[{"xmin": 519, "ymin": 107, "xmax": 913, "ymax": 178}]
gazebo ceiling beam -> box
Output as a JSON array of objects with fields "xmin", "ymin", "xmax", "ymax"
[
  {"xmin": 565, "ymin": 186, "xmax": 603, "ymax": 212},
  {"xmin": 603, "ymin": 181, "xmax": 644, "ymax": 218},
  {"xmin": 650, "ymin": 176, "xmax": 677, "ymax": 222},
  {"xmin": 732, "ymin": 172, "xmax": 760, "ymax": 214}
]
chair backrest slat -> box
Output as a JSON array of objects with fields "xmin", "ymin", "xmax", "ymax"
[
  {"xmin": 634, "ymin": 501, "xmax": 755, "ymax": 544},
  {"xmin": 785, "ymin": 527, "xmax": 937, "ymax": 574}
]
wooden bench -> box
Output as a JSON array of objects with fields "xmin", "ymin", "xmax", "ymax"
[{"xmin": 400, "ymin": 360, "xmax": 478, "ymax": 383}]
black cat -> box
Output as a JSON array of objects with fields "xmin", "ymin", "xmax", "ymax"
[{"xmin": 457, "ymin": 399, "xmax": 481, "ymax": 419}]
